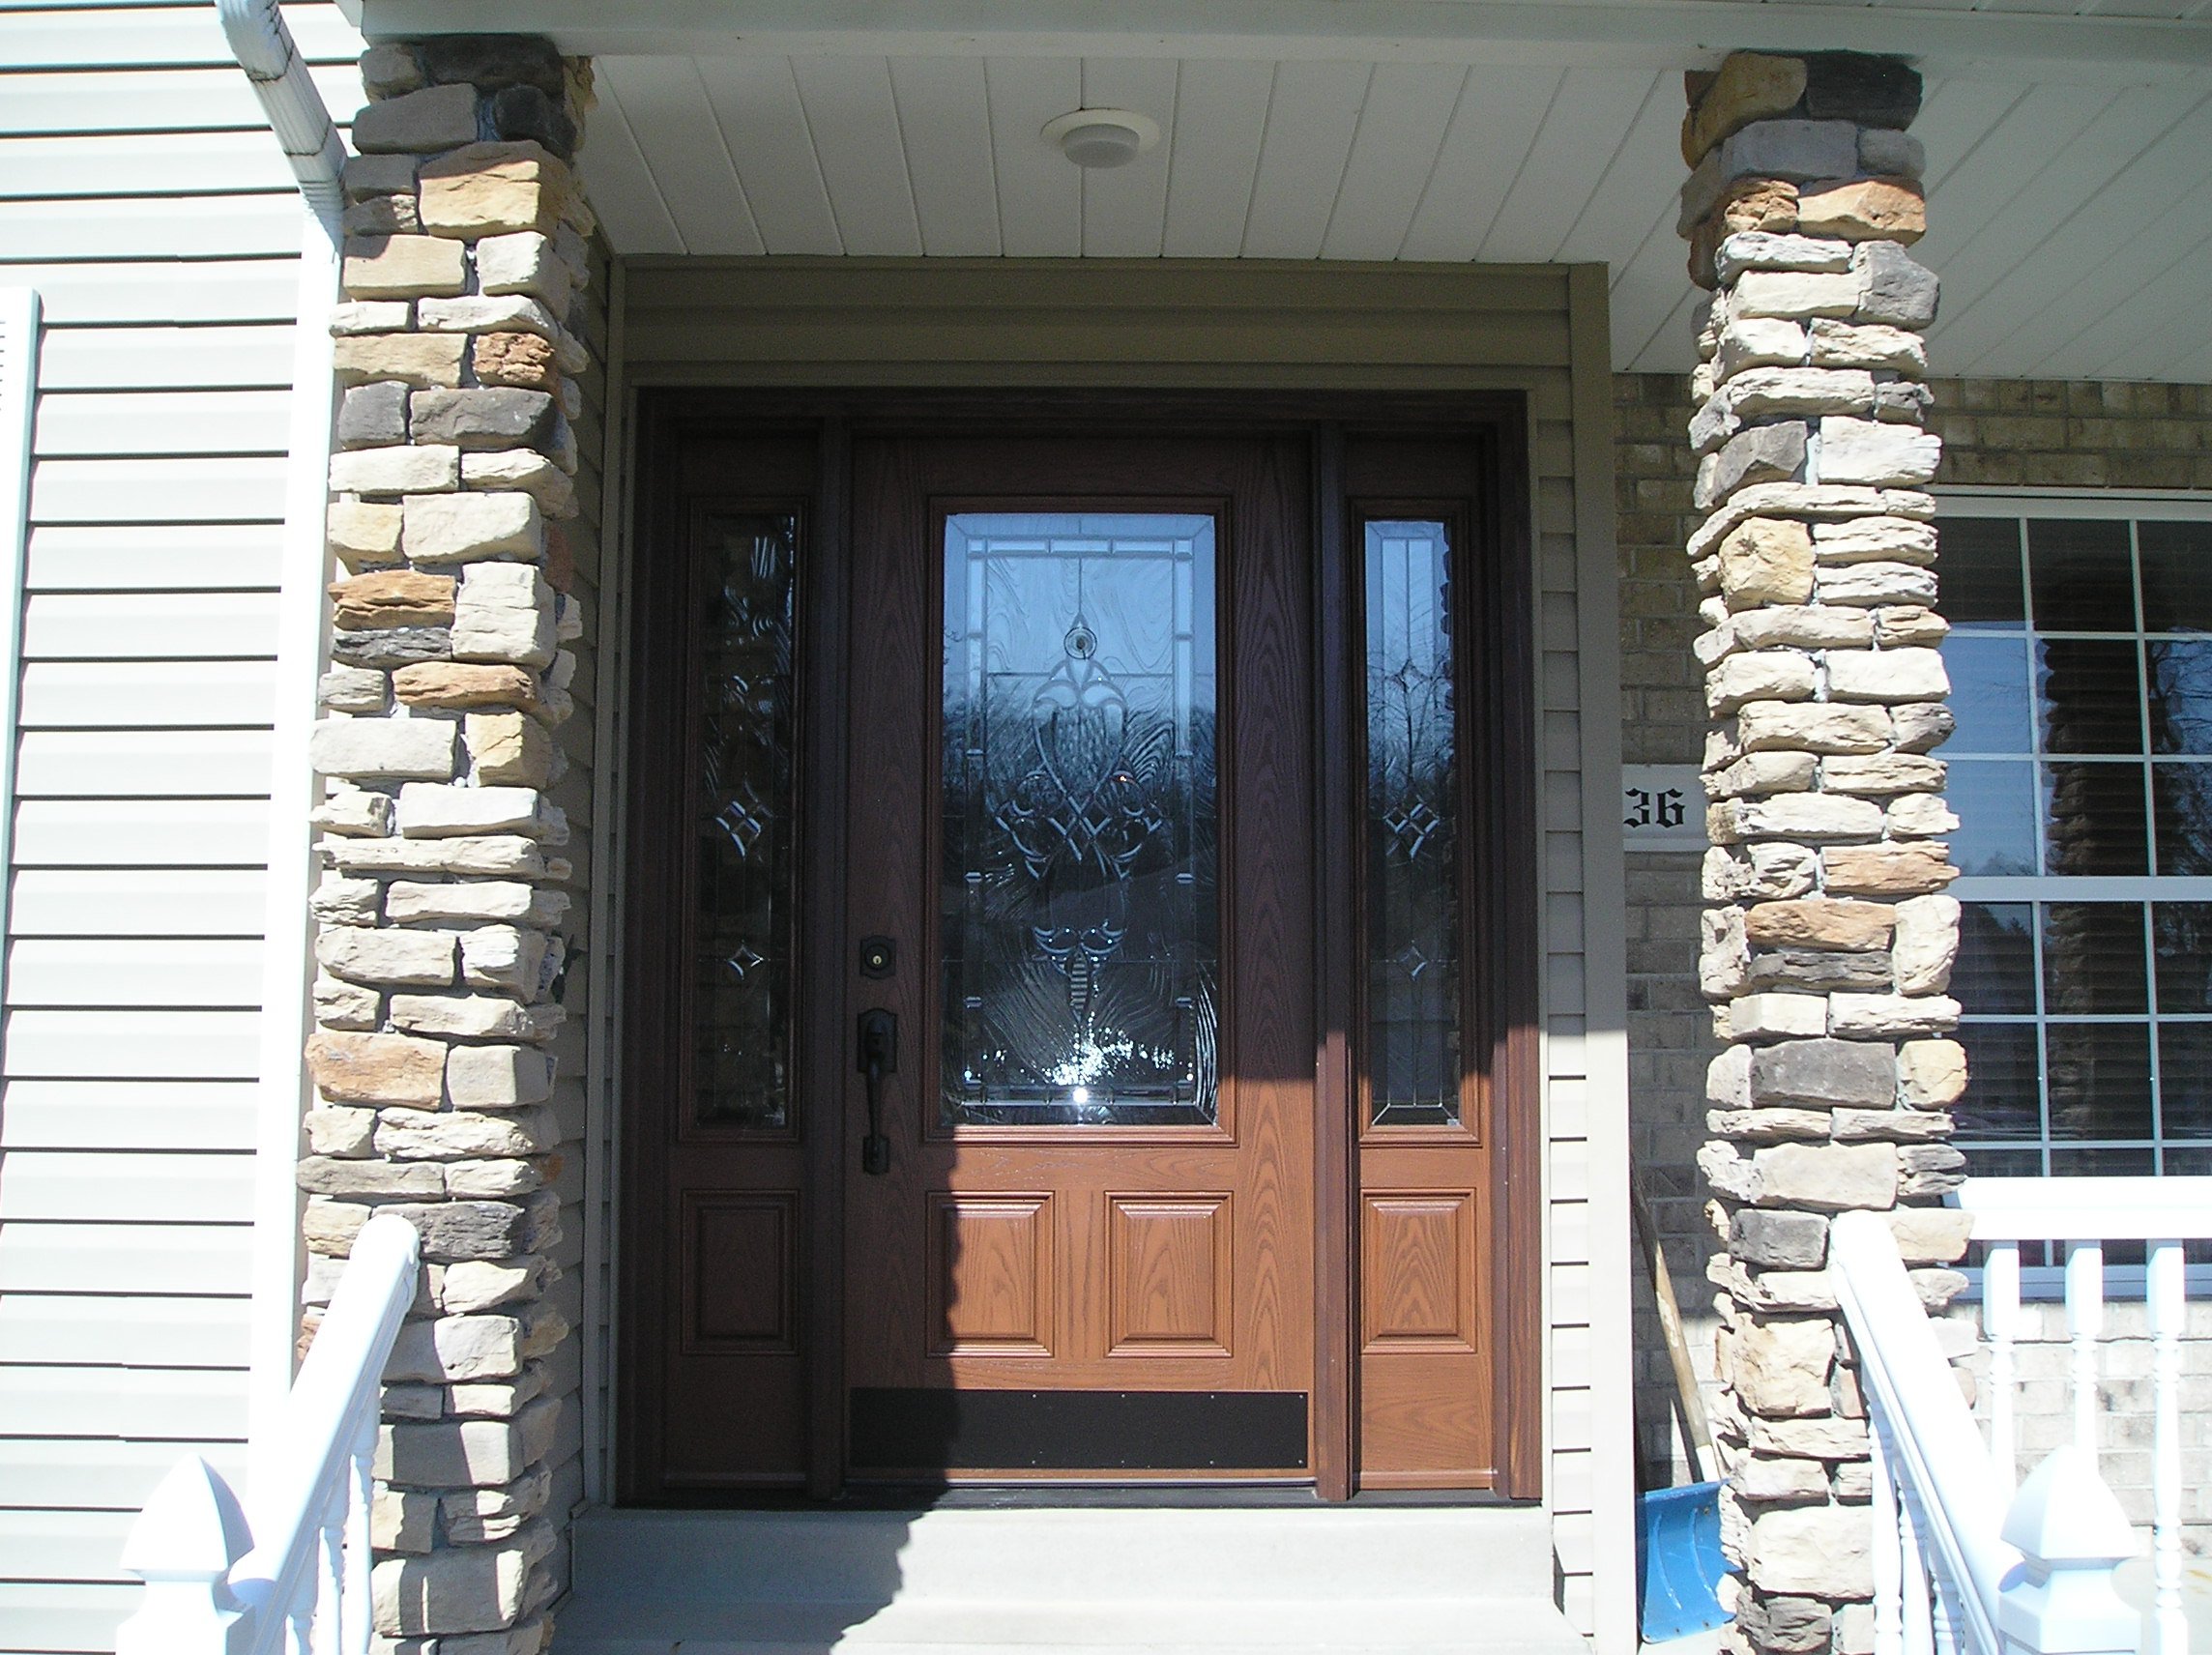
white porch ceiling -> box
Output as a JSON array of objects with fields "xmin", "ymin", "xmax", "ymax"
[{"xmin": 581, "ymin": 54, "xmax": 2212, "ymax": 382}]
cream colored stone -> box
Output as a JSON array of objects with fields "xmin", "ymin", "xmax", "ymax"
[
  {"xmin": 317, "ymin": 926, "xmax": 459, "ymax": 988},
  {"xmin": 1751, "ymin": 1140, "xmax": 1898, "ymax": 1210},
  {"xmin": 1709, "ymin": 793, "xmax": 1885, "ymax": 843},
  {"xmin": 420, "ymin": 142, "xmax": 571, "ymax": 238},
  {"xmin": 1728, "ymin": 993, "xmax": 1829, "ymax": 1042},
  {"xmin": 1824, "ymin": 646, "xmax": 1948, "ymax": 704},
  {"xmin": 309, "ymin": 716, "xmax": 458, "ymax": 782},
  {"xmin": 1717, "ymin": 516, "xmax": 1816, "ymax": 608},
  {"xmin": 446, "ymin": 1045, "xmax": 554, "ymax": 1110},
  {"xmin": 377, "ymin": 1106, "xmax": 559, "ymax": 1162},
  {"xmin": 1744, "ymin": 898, "xmax": 1895, "ymax": 952},
  {"xmin": 1820, "ymin": 753, "xmax": 1945, "ymax": 797},
  {"xmin": 1735, "ymin": 701, "xmax": 1890, "ymax": 755},
  {"xmin": 394, "ymin": 783, "xmax": 556, "ymax": 840},
  {"xmin": 313, "ymin": 785, "xmax": 393, "ymax": 837},
  {"xmin": 1885, "ymin": 795, "xmax": 1959, "ymax": 838},
  {"xmin": 1707, "ymin": 650, "xmax": 1818, "ymax": 713},
  {"xmin": 1821, "ymin": 842, "xmax": 1959, "ymax": 896},
  {"xmin": 306, "ymin": 1029, "xmax": 447, "ymax": 1107},
  {"xmin": 1734, "ymin": 269, "xmax": 1863, "ymax": 320},
  {"xmin": 1827, "ymin": 992, "xmax": 1962, "ymax": 1038},
  {"xmin": 466, "ymin": 711, "xmax": 555, "ymax": 787},
  {"xmin": 1707, "ymin": 750, "xmax": 1818, "ymax": 799},
  {"xmin": 1733, "ymin": 1316, "xmax": 1836, "ymax": 1418},
  {"xmin": 334, "ymin": 333, "xmax": 467, "ymax": 391},
  {"xmin": 1750, "ymin": 1506, "xmax": 1873, "ymax": 1597},
  {"xmin": 1813, "ymin": 514, "xmax": 1937, "ymax": 566},
  {"xmin": 385, "ymin": 881, "xmax": 560, "ymax": 925},
  {"xmin": 389, "ymin": 992, "xmax": 563, "ymax": 1041},
  {"xmin": 403, "ymin": 491, "xmax": 543, "ymax": 566},
  {"xmin": 343, "ymin": 234, "xmax": 468, "ymax": 300},
  {"xmin": 1891, "ymin": 894, "xmax": 1960, "ymax": 996},
  {"xmin": 1817, "ymin": 417, "xmax": 1943, "ymax": 488},
  {"xmin": 460, "ymin": 924, "xmax": 550, "ymax": 994},
  {"xmin": 329, "ymin": 500, "xmax": 404, "ymax": 566},
  {"xmin": 1732, "ymin": 605, "xmax": 1874, "ymax": 651},
  {"xmin": 329, "ymin": 445, "xmax": 461, "ymax": 498},
  {"xmin": 1897, "ymin": 1039, "xmax": 1967, "ymax": 1108}
]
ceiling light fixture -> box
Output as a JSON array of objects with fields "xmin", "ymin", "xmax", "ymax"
[{"xmin": 1041, "ymin": 108, "xmax": 1160, "ymax": 169}]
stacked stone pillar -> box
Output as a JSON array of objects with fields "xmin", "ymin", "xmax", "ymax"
[
  {"xmin": 299, "ymin": 35, "xmax": 597, "ymax": 1655},
  {"xmin": 1677, "ymin": 53, "xmax": 1978, "ymax": 1655}
]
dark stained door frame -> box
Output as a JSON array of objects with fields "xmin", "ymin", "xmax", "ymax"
[{"xmin": 617, "ymin": 390, "xmax": 1542, "ymax": 1503}]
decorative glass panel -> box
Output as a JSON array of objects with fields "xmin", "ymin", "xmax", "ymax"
[
  {"xmin": 694, "ymin": 513, "xmax": 798, "ymax": 1128},
  {"xmin": 1363, "ymin": 520, "xmax": 1463, "ymax": 1129},
  {"xmin": 940, "ymin": 513, "xmax": 1218, "ymax": 1127}
]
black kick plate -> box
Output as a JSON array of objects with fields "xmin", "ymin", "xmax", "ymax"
[{"xmin": 849, "ymin": 1388, "xmax": 1309, "ymax": 1472}]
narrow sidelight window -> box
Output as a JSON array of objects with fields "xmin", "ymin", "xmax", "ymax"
[
  {"xmin": 694, "ymin": 512, "xmax": 800, "ymax": 1129},
  {"xmin": 1361, "ymin": 519, "xmax": 1465, "ymax": 1128}
]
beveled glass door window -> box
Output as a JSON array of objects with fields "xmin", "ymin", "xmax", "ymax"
[
  {"xmin": 1361, "ymin": 519, "xmax": 1465, "ymax": 1129},
  {"xmin": 695, "ymin": 511, "xmax": 800, "ymax": 1130},
  {"xmin": 939, "ymin": 512, "xmax": 1220, "ymax": 1127},
  {"xmin": 1940, "ymin": 508, "xmax": 2212, "ymax": 1176}
]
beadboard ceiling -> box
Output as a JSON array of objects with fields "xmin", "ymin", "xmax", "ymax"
[{"xmin": 577, "ymin": 54, "xmax": 2212, "ymax": 381}]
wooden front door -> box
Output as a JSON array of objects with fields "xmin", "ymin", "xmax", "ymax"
[
  {"xmin": 619, "ymin": 395, "xmax": 1541, "ymax": 1502},
  {"xmin": 839, "ymin": 431, "xmax": 1316, "ymax": 1477}
]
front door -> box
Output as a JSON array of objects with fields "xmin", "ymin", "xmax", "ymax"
[
  {"xmin": 840, "ymin": 432, "xmax": 1316, "ymax": 1478},
  {"xmin": 619, "ymin": 394, "xmax": 1540, "ymax": 1502}
]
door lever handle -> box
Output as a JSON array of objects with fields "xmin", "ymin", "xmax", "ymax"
[{"xmin": 857, "ymin": 1008, "xmax": 898, "ymax": 1176}]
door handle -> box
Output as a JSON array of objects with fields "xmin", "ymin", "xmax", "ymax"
[{"xmin": 857, "ymin": 1008, "xmax": 898, "ymax": 1176}]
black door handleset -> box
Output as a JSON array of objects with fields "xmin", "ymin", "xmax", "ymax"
[{"xmin": 857, "ymin": 1008, "xmax": 898, "ymax": 1176}]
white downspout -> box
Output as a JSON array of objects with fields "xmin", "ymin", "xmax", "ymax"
[{"xmin": 218, "ymin": 0, "xmax": 347, "ymax": 1506}]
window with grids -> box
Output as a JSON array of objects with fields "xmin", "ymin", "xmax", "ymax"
[{"xmin": 1941, "ymin": 504, "xmax": 2212, "ymax": 1176}]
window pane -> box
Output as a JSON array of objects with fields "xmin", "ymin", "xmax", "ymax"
[
  {"xmin": 1936, "ymin": 518, "xmax": 2026, "ymax": 626},
  {"xmin": 2154, "ymin": 902, "xmax": 2212, "ymax": 1013},
  {"xmin": 2043, "ymin": 762, "xmax": 2148, "ymax": 875},
  {"xmin": 1954, "ymin": 902, "xmax": 2035, "ymax": 1014},
  {"xmin": 2039, "ymin": 903, "xmax": 2146, "ymax": 1014},
  {"xmin": 2145, "ymin": 640, "xmax": 2212, "ymax": 753},
  {"xmin": 2044, "ymin": 1023, "xmax": 2152, "ymax": 1140},
  {"xmin": 2139, "ymin": 522, "xmax": 2212, "ymax": 633},
  {"xmin": 1946, "ymin": 761, "xmax": 2038, "ymax": 877},
  {"xmin": 2036, "ymin": 639, "xmax": 2142, "ymax": 754},
  {"xmin": 2154, "ymin": 1023, "xmax": 2212, "ymax": 1138},
  {"xmin": 1940, "ymin": 634, "xmax": 2032, "ymax": 754},
  {"xmin": 940, "ymin": 512, "xmax": 1219, "ymax": 1127},
  {"xmin": 2028, "ymin": 519, "xmax": 2136, "ymax": 634},
  {"xmin": 1363, "ymin": 520, "xmax": 1464, "ymax": 1129},
  {"xmin": 1953, "ymin": 1023, "xmax": 2041, "ymax": 1140},
  {"xmin": 2049, "ymin": 1147, "xmax": 2156, "ymax": 1176},
  {"xmin": 2151, "ymin": 762, "xmax": 2212, "ymax": 875},
  {"xmin": 695, "ymin": 513, "xmax": 799, "ymax": 1130}
]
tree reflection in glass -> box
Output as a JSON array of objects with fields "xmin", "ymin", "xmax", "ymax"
[{"xmin": 940, "ymin": 514, "xmax": 1218, "ymax": 1126}]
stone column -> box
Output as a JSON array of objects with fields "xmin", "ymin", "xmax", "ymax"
[
  {"xmin": 300, "ymin": 35, "xmax": 597, "ymax": 1655},
  {"xmin": 1676, "ymin": 52, "xmax": 1976, "ymax": 1655}
]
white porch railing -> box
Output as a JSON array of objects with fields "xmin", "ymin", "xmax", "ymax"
[
  {"xmin": 1963, "ymin": 1176, "xmax": 2212, "ymax": 1655},
  {"xmin": 1831, "ymin": 1208, "xmax": 2142, "ymax": 1655},
  {"xmin": 116, "ymin": 1211, "xmax": 421, "ymax": 1655}
]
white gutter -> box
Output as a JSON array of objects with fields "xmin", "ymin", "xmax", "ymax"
[
  {"xmin": 218, "ymin": 0, "xmax": 348, "ymax": 1504},
  {"xmin": 219, "ymin": 0, "xmax": 349, "ymax": 220}
]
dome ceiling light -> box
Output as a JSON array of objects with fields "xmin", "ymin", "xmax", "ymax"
[{"xmin": 1041, "ymin": 108, "xmax": 1161, "ymax": 169}]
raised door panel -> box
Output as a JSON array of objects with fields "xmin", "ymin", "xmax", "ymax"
[
  {"xmin": 1360, "ymin": 1193, "xmax": 1476, "ymax": 1350},
  {"xmin": 927, "ymin": 1194, "xmax": 1055, "ymax": 1356},
  {"xmin": 1108, "ymin": 1195, "xmax": 1232, "ymax": 1356}
]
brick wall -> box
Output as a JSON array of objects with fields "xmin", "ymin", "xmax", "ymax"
[{"xmin": 1617, "ymin": 370, "xmax": 2212, "ymax": 1526}]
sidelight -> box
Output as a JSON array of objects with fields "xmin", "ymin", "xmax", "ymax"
[
  {"xmin": 1361, "ymin": 519, "xmax": 1466, "ymax": 1128},
  {"xmin": 940, "ymin": 511, "xmax": 1220, "ymax": 1127},
  {"xmin": 694, "ymin": 511, "xmax": 800, "ymax": 1129}
]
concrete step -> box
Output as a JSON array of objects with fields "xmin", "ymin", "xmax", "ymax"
[
  {"xmin": 556, "ymin": 1506, "xmax": 1586, "ymax": 1655},
  {"xmin": 568, "ymin": 1506, "xmax": 1557, "ymax": 1604}
]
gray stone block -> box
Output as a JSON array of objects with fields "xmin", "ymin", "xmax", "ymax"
[
  {"xmin": 411, "ymin": 388, "xmax": 558, "ymax": 450},
  {"xmin": 1855, "ymin": 241, "xmax": 1940, "ymax": 329},
  {"xmin": 1747, "ymin": 948, "xmax": 1895, "ymax": 993},
  {"xmin": 338, "ymin": 381, "xmax": 410, "ymax": 450},
  {"xmin": 1731, "ymin": 1207, "xmax": 1830, "ymax": 1269},
  {"xmin": 422, "ymin": 33, "xmax": 568, "ymax": 97},
  {"xmin": 353, "ymin": 83, "xmax": 480, "ymax": 156},
  {"xmin": 1737, "ymin": 1594, "xmax": 1834, "ymax": 1655},
  {"xmin": 334, "ymin": 626, "xmax": 454, "ymax": 670},
  {"xmin": 342, "ymin": 152, "xmax": 419, "ymax": 201},
  {"xmin": 1719, "ymin": 119, "xmax": 1862, "ymax": 185},
  {"xmin": 1858, "ymin": 127, "xmax": 1926, "ymax": 180},
  {"xmin": 1698, "ymin": 421, "xmax": 1808, "ymax": 509},
  {"xmin": 1749, "ymin": 1036, "xmax": 1897, "ymax": 1108},
  {"xmin": 1802, "ymin": 52, "xmax": 1923, "ymax": 129},
  {"xmin": 491, "ymin": 85, "xmax": 576, "ymax": 160}
]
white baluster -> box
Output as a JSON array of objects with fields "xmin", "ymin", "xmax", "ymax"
[
  {"xmin": 2065, "ymin": 1241, "xmax": 2105, "ymax": 1455},
  {"xmin": 1899, "ymin": 1478, "xmax": 1937, "ymax": 1655},
  {"xmin": 1874, "ymin": 1422, "xmax": 1906, "ymax": 1655},
  {"xmin": 343, "ymin": 1418, "xmax": 374, "ymax": 1655},
  {"xmin": 2146, "ymin": 1239, "xmax": 2185, "ymax": 1655},
  {"xmin": 116, "ymin": 1457, "xmax": 250, "ymax": 1655},
  {"xmin": 1931, "ymin": 1566, "xmax": 1965, "ymax": 1655},
  {"xmin": 312, "ymin": 1485, "xmax": 343, "ymax": 1655},
  {"xmin": 1986, "ymin": 1240, "xmax": 2022, "ymax": 1492}
]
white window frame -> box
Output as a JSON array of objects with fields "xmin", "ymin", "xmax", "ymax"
[{"xmin": 1936, "ymin": 487, "xmax": 2212, "ymax": 1185}]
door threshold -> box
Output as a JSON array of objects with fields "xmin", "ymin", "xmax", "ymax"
[{"xmin": 646, "ymin": 1485, "xmax": 1530, "ymax": 1511}]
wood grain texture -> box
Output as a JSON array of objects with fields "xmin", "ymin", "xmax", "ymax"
[
  {"xmin": 1109, "ymin": 1196, "xmax": 1232, "ymax": 1354},
  {"xmin": 928, "ymin": 1195, "xmax": 1055, "ymax": 1355}
]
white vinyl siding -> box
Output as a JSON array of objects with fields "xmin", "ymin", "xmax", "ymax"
[{"xmin": 0, "ymin": 6, "xmax": 361, "ymax": 1650}]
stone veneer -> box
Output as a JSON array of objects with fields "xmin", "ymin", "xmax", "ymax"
[
  {"xmin": 1675, "ymin": 53, "xmax": 1977, "ymax": 1655},
  {"xmin": 298, "ymin": 35, "xmax": 598, "ymax": 1655}
]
